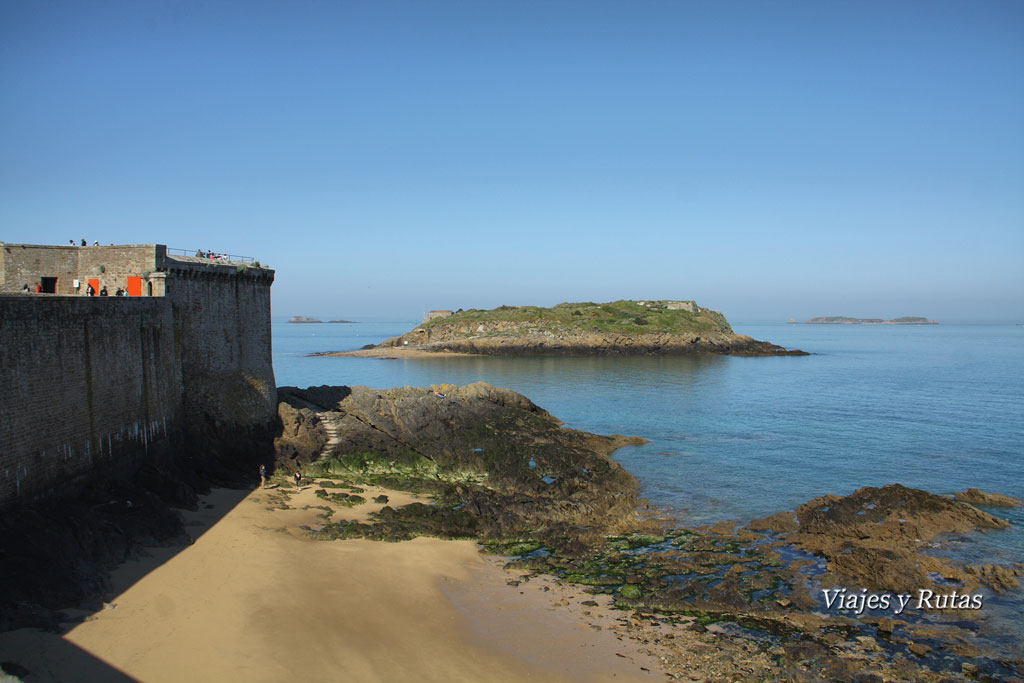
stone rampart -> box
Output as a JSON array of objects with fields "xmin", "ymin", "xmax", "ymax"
[
  {"xmin": 163, "ymin": 258, "xmax": 277, "ymax": 436},
  {"xmin": 0, "ymin": 297, "xmax": 183, "ymax": 504}
]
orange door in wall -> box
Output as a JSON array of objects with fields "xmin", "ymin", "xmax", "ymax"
[
  {"xmin": 88, "ymin": 278, "xmax": 100, "ymax": 295},
  {"xmin": 126, "ymin": 276, "xmax": 142, "ymax": 297}
]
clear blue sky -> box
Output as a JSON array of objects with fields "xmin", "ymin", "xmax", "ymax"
[{"xmin": 2, "ymin": 0, "xmax": 1022, "ymax": 322}]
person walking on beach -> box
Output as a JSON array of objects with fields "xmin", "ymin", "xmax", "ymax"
[
  {"xmin": 294, "ymin": 468, "xmax": 302, "ymax": 488},
  {"xmin": 259, "ymin": 463, "xmax": 266, "ymax": 488}
]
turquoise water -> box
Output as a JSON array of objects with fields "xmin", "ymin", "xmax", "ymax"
[{"xmin": 272, "ymin": 320, "xmax": 1024, "ymax": 569}]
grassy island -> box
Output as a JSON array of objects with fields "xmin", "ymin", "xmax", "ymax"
[
  {"xmin": 321, "ymin": 300, "xmax": 807, "ymax": 357},
  {"xmin": 423, "ymin": 300, "xmax": 734, "ymax": 336}
]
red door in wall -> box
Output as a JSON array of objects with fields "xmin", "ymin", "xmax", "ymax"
[
  {"xmin": 126, "ymin": 276, "xmax": 142, "ymax": 297},
  {"xmin": 88, "ymin": 278, "xmax": 100, "ymax": 295}
]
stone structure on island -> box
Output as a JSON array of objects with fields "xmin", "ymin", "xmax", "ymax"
[
  {"xmin": 423, "ymin": 309, "xmax": 454, "ymax": 323},
  {"xmin": 663, "ymin": 300, "xmax": 698, "ymax": 312},
  {"xmin": 0, "ymin": 243, "xmax": 276, "ymax": 508}
]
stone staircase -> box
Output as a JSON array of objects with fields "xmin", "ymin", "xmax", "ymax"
[{"xmin": 320, "ymin": 413, "xmax": 342, "ymax": 456}]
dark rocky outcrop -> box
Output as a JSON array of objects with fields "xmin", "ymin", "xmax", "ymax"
[
  {"xmin": 953, "ymin": 487, "xmax": 1023, "ymax": 507},
  {"xmin": 761, "ymin": 484, "xmax": 1015, "ymax": 594},
  {"xmin": 789, "ymin": 484, "xmax": 1010, "ymax": 542},
  {"xmin": 277, "ymin": 382, "xmax": 646, "ymax": 541},
  {"xmin": 377, "ymin": 331, "xmax": 806, "ymax": 357},
  {"xmin": 273, "ymin": 400, "xmax": 328, "ymax": 466}
]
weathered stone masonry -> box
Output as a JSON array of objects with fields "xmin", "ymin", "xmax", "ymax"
[{"xmin": 0, "ymin": 244, "xmax": 276, "ymax": 508}]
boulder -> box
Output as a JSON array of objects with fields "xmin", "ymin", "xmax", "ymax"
[
  {"xmin": 747, "ymin": 510, "xmax": 800, "ymax": 534},
  {"xmin": 273, "ymin": 399, "xmax": 328, "ymax": 465},
  {"xmin": 953, "ymin": 488, "xmax": 1023, "ymax": 508},
  {"xmin": 963, "ymin": 563, "xmax": 1023, "ymax": 592},
  {"xmin": 773, "ymin": 484, "xmax": 1011, "ymax": 593}
]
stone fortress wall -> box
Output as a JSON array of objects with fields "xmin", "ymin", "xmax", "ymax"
[
  {"xmin": 0, "ymin": 243, "xmax": 276, "ymax": 508},
  {"xmin": 0, "ymin": 297, "xmax": 183, "ymax": 504}
]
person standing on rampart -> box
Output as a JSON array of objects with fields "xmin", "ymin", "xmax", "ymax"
[
  {"xmin": 100, "ymin": 286, "xmax": 108, "ymax": 296},
  {"xmin": 86, "ymin": 283, "xmax": 95, "ymax": 296}
]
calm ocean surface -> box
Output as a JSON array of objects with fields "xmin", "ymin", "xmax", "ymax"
[{"xmin": 272, "ymin": 320, "xmax": 1023, "ymax": 577}]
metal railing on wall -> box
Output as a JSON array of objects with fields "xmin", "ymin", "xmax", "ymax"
[{"xmin": 167, "ymin": 247, "xmax": 255, "ymax": 264}]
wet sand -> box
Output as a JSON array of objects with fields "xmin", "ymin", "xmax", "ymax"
[{"xmin": 0, "ymin": 483, "xmax": 660, "ymax": 682}]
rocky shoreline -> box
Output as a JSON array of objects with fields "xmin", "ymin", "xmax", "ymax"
[
  {"xmin": 3, "ymin": 382, "xmax": 1020, "ymax": 681},
  {"xmin": 274, "ymin": 382, "xmax": 1023, "ymax": 681},
  {"xmin": 338, "ymin": 333, "xmax": 808, "ymax": 357}
]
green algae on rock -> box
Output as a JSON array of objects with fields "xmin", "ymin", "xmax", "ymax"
[
  {"xmin": 314, "ymin": 489, "xmax": 366, "ymax": 507},
  {"xmin": 277, "ymin": 382, "xmax": 647, "ymax": 542}
]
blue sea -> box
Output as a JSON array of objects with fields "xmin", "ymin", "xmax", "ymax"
[{"xmin": 273, "ymin": 319, "xmax": 1023, "ymax": 644}]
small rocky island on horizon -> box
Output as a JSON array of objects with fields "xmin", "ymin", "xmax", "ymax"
[
  {"xmin": 799, "ymin": 316, "xmax": 938, "ymax": 325},
  {"xmin": 288, "ymin": 316, "xmax": 354, "ymax": 323},
  {"xmin": 321, "ymin": 300, "xmax": 807, "ymax": 357}
]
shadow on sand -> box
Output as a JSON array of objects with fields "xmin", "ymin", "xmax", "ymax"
[{"xmin": 0, "ymin": 487, "xmax": 253, "ymax": 682}]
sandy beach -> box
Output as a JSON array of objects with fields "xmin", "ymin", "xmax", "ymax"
[{"xmin": 0, "ymin": 482, "xmax": 662, "ymax": 682}]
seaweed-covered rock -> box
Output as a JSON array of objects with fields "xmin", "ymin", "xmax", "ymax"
[
  {"xmin": 280, "ymin": 382, "xmax": 645, "ymax": 540},
  {"xmin": 777, "ymin": 484, "xmax": 1011, "ymax": 593},
  {"xmin": 792, "ymin": 484, "xmax": 1008, "ymax": 543}
]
